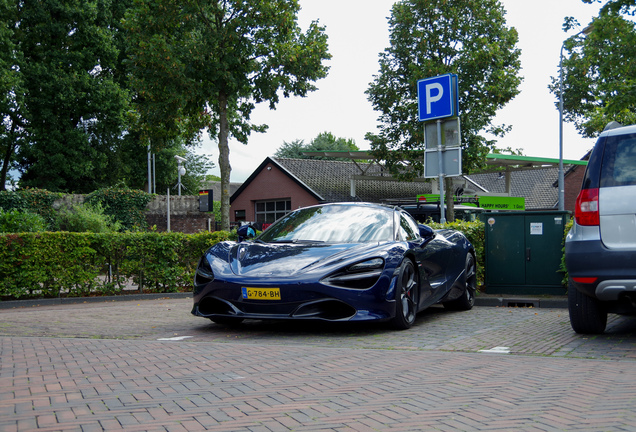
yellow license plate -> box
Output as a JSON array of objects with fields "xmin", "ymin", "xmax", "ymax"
[{"xmin": 242, "ymin": 287, "xmax": 281, "ymax": 300}]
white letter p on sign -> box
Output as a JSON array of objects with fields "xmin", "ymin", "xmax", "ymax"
[{"xmin": 425, "ymin": 83, "xmax": 443, "ymax": 114}]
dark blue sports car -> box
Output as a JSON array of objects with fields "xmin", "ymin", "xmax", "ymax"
[{"xmin": 192, "ymin": 202, "xmax": 476, "ymax": 329}]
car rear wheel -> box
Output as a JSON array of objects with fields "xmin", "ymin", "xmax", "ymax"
[
  {"xmin": 390, "ymin": 259, "xmax": 419, "ymax": 330},
  {"xmin": 443, "ymin": 253, "xmax": 476, "ymax": 311},
  {"xmin": 568, "ymin": 279, "xmax": 607, "ymax": 334}
]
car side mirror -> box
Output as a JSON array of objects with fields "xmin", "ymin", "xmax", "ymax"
[{"xmin": 419, "ymin": 224, "xmax": 435, "ymax": 241}]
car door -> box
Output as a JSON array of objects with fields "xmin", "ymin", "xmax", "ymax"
[{"xmin": 397, "ymin": 212, "xmax": 451, "ymax": 307}]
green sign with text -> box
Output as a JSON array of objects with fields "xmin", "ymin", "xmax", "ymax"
[
  {"xmin": 478, "ymin": 196, "xmax": 525, "ymax": 211},
  {"xmin": 416, "ymin": 194, "xmax": 525, "ymax": 211}
]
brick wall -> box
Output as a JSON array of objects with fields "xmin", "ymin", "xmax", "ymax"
[
  {"xmin": 145, "ymin": 195, "xmax": 213, "ymax": 233},
  {"xmin": 146, "ymin": 213, "xmax": 213, "ymax": 233},
  {"xmin": 564, "ymin": 166, "xmax": 585, "ymax": 213}
]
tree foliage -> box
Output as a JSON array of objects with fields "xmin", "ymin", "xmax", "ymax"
[
  {"xmin": 124, "ymin": 0, "xmax": 331, "ymax": 230},
  {"xmin": 1, "ymin": 1, "xmax": 211, "ymax": 193},
  {"xmin": 583, "ymin": 0, "xmax": 636, "ymax": 15},
  {"xmin": 15, "ymin": 0, "xmax": 132, "ymax": 192},
  {"xmin": 365, "ymin": 0, "xmax": 522, "ymax": 179},
  {"xmin": 274, "ymin": 132, "xmax": 359, "ymax": 160},
  {"xmin": 551, "ymin": 4, "xmax": 636, "ymax": 137}
]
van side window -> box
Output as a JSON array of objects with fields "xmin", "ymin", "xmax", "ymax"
[{"xmin": 601, "ymin": 134, "xmax": 636, "ymax": 187}]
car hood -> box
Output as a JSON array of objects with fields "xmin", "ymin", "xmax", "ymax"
[{"xmin": 226, "ymin": 241, "xmax": 385, "ymax": 277}]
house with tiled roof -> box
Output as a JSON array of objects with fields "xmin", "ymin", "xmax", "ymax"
[
  {"xmin": 229, "ymin": 156, "xmax": 584, "ymax": 225},
  {"xmin": 230, "ymin": 157, "xmax": 485, "ymax": 225},
  {"xmin": 466, "ymin": 168, "xmax": 560, "ymax": 210}
]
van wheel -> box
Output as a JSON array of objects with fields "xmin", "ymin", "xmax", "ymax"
[{"xmin": 568, "ymin": 279, "xmax": 607, "ymax": 334}]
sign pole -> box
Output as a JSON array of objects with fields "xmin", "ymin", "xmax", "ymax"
[
  {"xmin": 436, "ymin": 120, "xmax": 446, "ymax": 223},
  {"xmin": 418, "ymin": 73, "xmax": 460, "ymax": 224}
]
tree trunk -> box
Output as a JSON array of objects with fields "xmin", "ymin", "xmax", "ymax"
[
  {"xmin": 217, "ymin": 92, "xmax": 231, "ymax": 231},
  {"xmin": 0, "ymin": 122, "xmax": 18, "ymax": 191},
  {"xmin": 445, "ymin": 176, "xmax": 455, "ymax": 222}
]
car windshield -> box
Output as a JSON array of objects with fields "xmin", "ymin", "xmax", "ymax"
[{"xmin": 257, "ymin": 204, "xmax": 394, "ymax": 243}]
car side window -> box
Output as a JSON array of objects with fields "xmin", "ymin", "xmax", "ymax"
[{"xmin": 398, "ymin": 213, "xmax": 419, "ymax": 241}]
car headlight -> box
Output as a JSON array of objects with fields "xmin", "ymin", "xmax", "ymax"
[{"xmin": 321, "ymin": 258, "xmax": 385, "ymax": 289}]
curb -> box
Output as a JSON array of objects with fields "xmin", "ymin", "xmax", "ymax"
[
  {"xmin": 475, "ymin": 296, "xmax": 567, "ymax": 309},
  {"xmin": 0, "ymin": 292, "xmax": 192, "ymax": 310},
  {"xmin": 1, "ymin": 292, "xmax": 567, "ymax": 309}
]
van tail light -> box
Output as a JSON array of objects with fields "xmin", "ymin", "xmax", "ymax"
[{"xmin": 575, "ymin": 188, "xmax": 600, "ymax": 226}]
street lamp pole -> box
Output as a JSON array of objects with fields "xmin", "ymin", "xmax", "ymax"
[
  {"xmin": 558, "ymin": 25, "xmax": 593, "ymax": 211},
  {"xmin": 174, "ymin": 155, "xmax": 187, "ymax": 196}
]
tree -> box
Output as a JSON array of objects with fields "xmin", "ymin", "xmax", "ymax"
[
  {"xmin": 274, "ymin": 139, "xmax": 307, "ymax": 159},
  {"xmin": 583, "ymin": 0, "xmax": 636, "ymax": 15},
  {"xmin": 274, "ymin": 132, "xmax": 359, "ymax": 160},
  {"xmin": 0, "ymin": 0, "xmax": 24, "ymax": 190},
  {"xmin": 124, "ymin": 0, "xmax": 330, "ymax": 230},
  {"xmin": 550, "ymin": 6, "xmax": 636, "ymax": 137},
  {"xmin": 366, "ymin": 0, "xmax": 522, "ymax": 178},
  {"xmin": 14, "ymin": 0, "xmax": 133, "ymax": 192}
]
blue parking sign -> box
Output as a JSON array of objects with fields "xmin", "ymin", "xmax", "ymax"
[{"xmin": 417, "ymin": 74, "xmax": 458, "ymax": 122}]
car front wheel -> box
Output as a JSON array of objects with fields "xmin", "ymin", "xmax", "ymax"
[
  {"xmin": 568, "ymin": 279, "xmax": 607, "ymax": 334},
  {"xmin": 390, "ymin": 259, "xmax": 419, "ymax": 330}
]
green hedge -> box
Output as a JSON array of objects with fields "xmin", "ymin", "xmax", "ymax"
[
  {"xmin": 0, "ymin": 231, "xmax": 230, "ymax": 300},
  {"xmin": 560, "ymin": 219, "xmax": 574, "ymax": 286},
  {"xmin": 0, "ymin": 221, "xmax": 488, "ymax": 301},
  {"xmin": 428, "ymin": 220, "xmax": 486, "ymax": 289}
]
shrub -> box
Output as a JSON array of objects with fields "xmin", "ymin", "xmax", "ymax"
[
  {"xmin": 560, "ymin": 219, "xmax": 574, "ymax": 286},
  {"xmin": 85, "ymin": 187, "xmax": 153, "ymax": 231},
  {"xmin": 57, "ymin": 203, "xmax": 122, "ymax": 233},
  {"xmin": 427, "ymin": 219, "xmax": 486, "ymax": 290},
  {"xmin": 0, "ymin": 209, "xmax": 47, "ymax": 233},
  {"xmin": 0, "ymin": 189, "xmax": 62, "ymax": 229}
]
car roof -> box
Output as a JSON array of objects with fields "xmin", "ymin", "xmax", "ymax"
[{"xmin": 317, "ymin": 202, "xmax": 395, "ymax": 210}]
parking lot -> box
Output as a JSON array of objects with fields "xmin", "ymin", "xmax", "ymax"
[{"xmin": 2, "ymin": 295, "xmax": 636, "ymax": 431}]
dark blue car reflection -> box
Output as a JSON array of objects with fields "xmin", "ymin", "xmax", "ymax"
[{"xmin": 192, "ymin": 202, "xmax": 476, "ymax": 329}]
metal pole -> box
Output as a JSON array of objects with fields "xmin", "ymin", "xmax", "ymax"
[
  {"xmin": 558, "ymin": 25, "xmax": 592, "ymax": 212},
  {"xmin": 437, "ymin": 119, "xmax": 446, "ymax": 223},
  {"xmin": 167, "ymin": 188, "xmax": 171, "ymax": 232},
  {"xmin": 177, "ymin": 166, "xmax": 182, "ymax": 196},
  {"xmin": 558, "ymin": 44, "xmax": 565, "ymax": 212},
  {"xmin": 152, "ymin": 154, "xmax": 156, "ymax": 194},
  {"xmin": 147, "ymin": 144, "xmax": 152, "ymax": 194}
]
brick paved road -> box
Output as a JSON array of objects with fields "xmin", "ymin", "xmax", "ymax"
[{"xmin": 2, "ymin": 297, "xmax": 636, "ymax": 431}]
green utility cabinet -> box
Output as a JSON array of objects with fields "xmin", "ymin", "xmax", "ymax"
[{"xmin": 482, "ymin": 211, "xmax": 570, "ymax": 295}]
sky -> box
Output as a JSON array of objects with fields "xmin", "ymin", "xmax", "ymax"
[{"xmin": 197, "ymin": 0, "xmax": 603, "ymax": 183}]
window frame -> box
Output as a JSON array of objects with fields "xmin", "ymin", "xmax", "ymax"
[{"xmin": 255, "ymin": 199, "xmax": 292, "ymax": 223}]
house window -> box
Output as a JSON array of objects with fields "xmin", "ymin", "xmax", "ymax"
[
  {"xmin": 255, "ymin": 199, "xmax": 291, "ymax": 223},
  {"xmin": 234, "ymin": 210, "xmax": 246, "ymax": 222}
]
